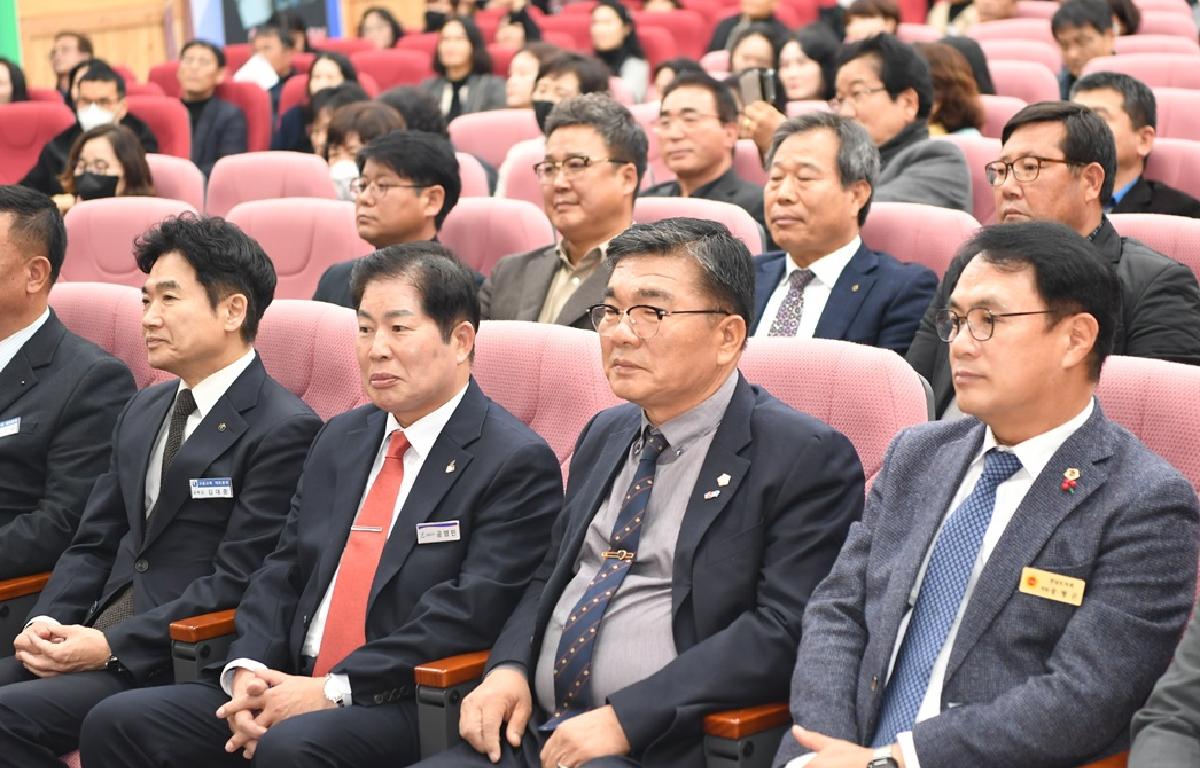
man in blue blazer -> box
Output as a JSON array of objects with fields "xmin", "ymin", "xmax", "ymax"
[
  {"xmin": 417, "ymin": 218, "xmax": 864, "ymax": 768},
  {"xmin": 80, "ymin": 242, "xmax": 563, "ymax": 768},
  {"xmin": 774, "ymin": 221, "xmax": 1199, "ymax": 768},
  {"xmin": 0, "ymin": 214, "xmax": 321, "ymax": 765},
  {"xmin": 751, "ymin": 112, "xmax": 936, "ymax": 357}
]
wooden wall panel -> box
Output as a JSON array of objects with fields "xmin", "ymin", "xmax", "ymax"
[{"xmin": 342, "ymin": 0, "xmax": 426, "ymax": 35}]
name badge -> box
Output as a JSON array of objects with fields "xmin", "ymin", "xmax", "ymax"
[
  {"xmin": 416, "ymin": 520, "xmax": 461, "ymax": 545},
  {"xmin": 190, "ymin": 477, "xmax": 234, "ymax": 499},
  {"xmin": 0, "ymin": 417, "xmax": 20, "ymax": 438},
  {"xmin": 1019, "ymin": 566, "xmax": 1085, "ymax": 607}
]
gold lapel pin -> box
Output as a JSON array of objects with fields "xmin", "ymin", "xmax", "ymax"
[
  {"xmin": 217, "ymin": 422, "xmax": 227, "ymax": 432},
  {"xmin": 851, "ymin": 284, "xmax": 861, "ymax": 293}
]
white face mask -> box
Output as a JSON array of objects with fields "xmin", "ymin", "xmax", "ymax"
[
  {"xmin": 77, "ymin": 104, "xmax": 116, "ymax": 132},
  {"xmin": 329, "ymin": 159, "xmax": 360, "ymax": 201},
  {"xmin": 232, "ymin": 53, "xmax": 281, "ymax": 92}
]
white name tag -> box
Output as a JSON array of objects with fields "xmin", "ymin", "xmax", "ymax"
[
  {"xmin": 0, "ymin": 417, "xmax": 20, "ymax": 438},
  {"xmin": 416, "ymin": 520, "xmax": 461, "ymax": 545},
  {"xmin": 190, "ymin": 477, "xmax": 234, "ymax": 499}
]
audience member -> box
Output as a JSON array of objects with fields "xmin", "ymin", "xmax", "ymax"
[
  {"xmin": 81, "ymin": 242, "xmax": 563, "ymax": 768},
  {"xmin": 377, "ymin": 86, "xmax": 450, "ymax": 138},
  {"xmin": 420, "ymin": 16, "xmax": 505, "ymax": 122},
  {"xmin": 53, "ymin": 123, "xmax": 155, "ymax": 215},
  {"xmin": 0, "ymin": 213, "xmax": 320, "ymax": 764},
  {"xmin": 0, "ymin": 58, "xmax": 29, "ymax": 104},
  {"xmin": 50, "ymin": 31, "xmax": 92, "ymax": 97},
  {"xmin": 1131, "ymin": 582, "xmax": 1200, "ymax": 764},
  {"xmin": 844, "ymin": 0, "xmax": 901, "ymax": 42},
  {"xmin": 266, "ymin": 9, "xmax": 312, "ymax": 54},
  {"xmin": 940, "ymin": 35, "xmax": 995, "ymax": 95},
  {"xmin": 0, "ymin": 185, "xmax": 135, "ymax": 579},
  {"xmin": 914, "ymin": 41, "xmax": 983, "ymax": 136},
  {"xmin": 728, "ymin": 22, "xmax": 782, "ymax": 75},
  {"xmin": 644, "ymin": 71, "xmax": 766, "ymax": 232},
  {"xmin": 591, "ymin": 0, "xmax": 649, "ymax": 104},
  {"xmin": 272, "ymin": 51, "xmax": 358, "ymax": 153},
  {"xmin": 357, "ymin": 6, "xmax": 404, "ymax": 50},
  {"xmin": 495, "ymin": 0, "xmax": 542, "ymax": 50},
  {"xmin": 907, "ymin": 101, "xmax": 1200, "ymax": 418},
  {"xmin": 306, "ymin": 81, "xmax": 369, "ymax": 159},
  {"xmin": 652, "ymin": 57, "xmax": 705, "ymax": 99},
  {"xmin": 643, "ymin": 0, "xmax": 683, "ymax": 9},
  {"xmin": 245, "ymin": 24, "xmax": 296, "ymax": 117},
  {"xmin": 708, "ymin": 0, "xmax": 790, "ymax": 54},
  {"xmin": 778, "ymin": 26, "xmax": 839, "ymax": 102},
  {"xmin": 426, "ymin": 0, "xmax": 481, "ymax": 30},
  {"xmin": 482, "ymin": 94, "xmax": 643, "ymax": 328},
  {"xmin": 313, "ymin": 131, "xmax": 462, "ymax": 307},
  {"xmin": 776, "ymin": 219, "xmax": 1199, "ymax": 768},
  {"xmin": 177, "ymin": 40, "xmax": 247, "ymax": 178},
  {"xmin": 21, "ymin": 63, "xmax": 158, "ymax": 196},
  {"xmin": 1109, "ymin": 0, "xmax": 1140, "ymax": 34},
  {"xmin": 1052, "ymin": 0, "xmax": 1114, "ymax": 100},
  {"xmin": 419, "ymin": 217, "xmax": 864, "ymax": 768},
  {"xmin": 930, "ymin": 0, "xmax": 1016, "ymax": 35},
  {"xmin": 324, "ymin": 101, "xmax": 405, "ymax": 200},
  {"xmin": 1071, "ymin": 72, "xmax": 1200, "ymax": 217},
  {"xmin": 506, "ymin": 42, "xmax": 560, "ymax": 109},
  {"xmin": 754, "ymin": 112, "xmax": 936, "ymax": 355}
]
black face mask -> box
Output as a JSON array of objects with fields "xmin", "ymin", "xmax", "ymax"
[
  {"xmin": 424, "ymin": 10, "xmax": 447, "ymax": 31},
  {"xmin": 533, "ymin": 100, "xmax": 555, "ymax": 133},
  {"xmin": 74, "ymin": 172, "xmax": 119, "ymax": 201}
]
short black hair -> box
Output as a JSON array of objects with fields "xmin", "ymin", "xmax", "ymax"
[
  {"xmin": 0, "ymin": 185, "xmax": 66, "ymax": 284},
  {"xmin": 939, "ymin": 35, "xmax": 995, "ymax": 95},
  {"xmin": 956, "ymin": 221, "xmax": 1120, "ymax": 379},
  {"xmin": 1109, "ymin": 0, "xmax": 1140, "ymax": 34},
  {"xmin": 433, "ymin": 16, "xmax": 493, "ymax": 77},
  {"xmin": 1072, "ymin": 71, "xmax": 1156, "ymax": 129},
  {"xmin": 0, "ymin": 58, "xmax": 29, "ymax": 102},
  {"xmin": 266, "ymin": 10, "xmax": 309, "ymax": 50},
  {"xmin": 134, "ymin": 213, "xmax": 276, "ymax": 343},
  {"xmin": 661, "ymin": 70, "xmax": 740, "ymax": 124},
  {"xmin": 349, "ymin": 241, "xmax": 481, "ymax": 344},
  {"xmin": 1052, "ymin": 0, "xmax": 1113, "ymax": 35},
  {"xmin": 606, "ymin": 217, "xmax": 755, "ymax": 336},
  {"xmin": 546, "ymin": 94, "xmax": 649, "ymax": 190},
  {"xmin": 78, "ymin": 61, "xmax": 125, "ymax": 99},
  {"xmin": 254, "ymin": 24, "xmax": 294, "ymax": 50},
  {"xmin": 838, "ymin": 33, "xmax": 934, "ymax": 120},
  {"xmin": 357, "ymin": 7, "xmax": 404, "ymax": 48},
  {"xmin": 787, "ymin": 24, "xmax": 841, "ymax": 101},
  {"xmin": 55, "ymin": 31, "xmax": 94, "ymax": 56},
  {"xmin": 537, "ymin": 51, "xmax": 612, "ymax": 95},
  {"xmin": 312, "ymin": 81, "xmax": 370, "ymax": 116},
  {"xmin": 358, "ymin": 130, "xmax": 461, "ymax": 229},
  {"xmin": 377, "ymin": 86, "xmax": 450, "ymax": 138},
  {"xmin": 1001, "ymin": 100, "xmax": 1116, "ymax": 204},
  {"xmin": 653, "ymin": 57, "xmax": 705, "ymax": 87},
  {"xmin": 180, "ymin": 39, "xmax": 226, "ymax": 69}
]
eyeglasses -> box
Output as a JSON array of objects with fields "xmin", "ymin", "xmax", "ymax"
[
  {"xmin": 827, "ymin": 85, "xmax": 887, "ymax": 112},
  {"xmin": 984, "ymin": 157, "xmax": 1077, "ymax": 186},
  {"xmin": 935, "ymin": 307, "xmax": 1057, "ymax": 342},
  {"xmin": 349, "ymin": 178, "xmax": 427, "ymax": 198},
  {"xmin": 532, "ymin": 156, "xmax": 628, "ymax": 182},
  {"xmin": 655, "ymin": 111, "xmax": 721, "ymax": 131},
  {"xmin": 588, "ymin": 303, "xmax": 731, "ymax": 340}
]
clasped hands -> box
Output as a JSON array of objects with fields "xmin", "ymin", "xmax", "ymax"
[
  {"xmin": 13, "ymin": 621, "xmax": 111, "ymax": 677},
  {"xmin": 216, "ymin": 667, "xmax": 335, "ymax": 759}
]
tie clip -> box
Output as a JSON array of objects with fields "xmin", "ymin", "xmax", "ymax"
[
  {"xmin": 601, "ymin": 549, "xmax": 635, "ymax": 562},
  {"xmin": 351, "ymin": 525, "xmax": 384, "ymax": 532}
]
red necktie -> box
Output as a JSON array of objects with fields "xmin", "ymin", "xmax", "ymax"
[{"xmin": 313, "ymin": 430, "xmax": 410, "ymax": 677}]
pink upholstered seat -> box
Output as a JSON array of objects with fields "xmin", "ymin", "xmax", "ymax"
[
  {"xmin": 1082, "ymin": 53, "xmax": 1200, "ymax": 89},
  {"xmin": 939, "ymin": 134, "xmax": 1002, "ymax": 224},
  {"xmin": 968, "ymin": 17, "xmax": 1056, "ymax": 43},
  {"xmin": 1153, "ymin": 89, "xmax": 1200, "ymax": 141},
  {"xmin": 224, "ymin": 199, "xmax": 374, "ymax": 299},
  {"xmin": 0, "ymin": 102, "xmax": 74, "ymax": 184},
  {"xmin": 1115, "ymin": 35, "xmax": 1200, "ymax": 55},
  {"xmin": 978, "ymin": 38, "xmax": 1062, "ymax": 75},
  {"xmin": 700, "ymin": 50, "xmax": 730, "ymax": 78},
  {"xmin": 349, "ymin": 50, "xmax": 433, "ymax": 90},
  {"xmin": 862, "ymin": 201, "xmax": 980, "ymax": 278},
  {"xmin": 897, "ymin": 23, "xmax": 942, "ymax": 43},
  {"xmin": 206, "ymin": 152, "xmax": 337, "ymax": 217},
  {"xmin": 48, "ymin": 282, "xmax": 167, "ymax": 389},
  {"xmin": 449, "ymin": 108, "xmax": 540, "ymax": 168},
  {"xmin": 61, "ymin": 198, "xmax": 198, "ymax": 286},
  {"xmin": 1135, "ymin": 9, "xmax": 1200, "ymax": 36},
  {"xmin": 989, "ymin": 59, "xmax": 1061, "ymax": 104},
  {"xmin": 497, "ymin": 137, "xmax": 547, "ymax": 207},
  {"xmin": 1014, "ymin": 0, "xmax": 1059, "ymax": 18},
  {"xmin": 146, "ymin": 154, "xmax": 205, "ymax": 211},
  {"xmin": 125, "ymin": 96, "xmax": 191, "ymax": 159},
  {"xmin": 979, "ymin": 94, "xmax": 1026, "ymax": 139},
  {"xmin": 441, "ymin": 198, "xmax": 555, "ymax": 277},
  {"xmin": 456, "ymin": 151, "xmax": 491, "ymax": 198},
  {"xmin": 1143, "ymin": 137, "xmax": 1200, "ymax": 199},
  {"xmin": 732, "ymin": 139, "xmax": 767, "ymax": 185},
  {"xmin": 1109, "ymin": 213, "xmax": 1200, "ymax": 279},
  {"xmin": 634, "ymin": 197, "xmax": 764, "ymax": 254},
  {"xmin": 215, "ymin": 82, "xmax": 274, "ymax": 153}
]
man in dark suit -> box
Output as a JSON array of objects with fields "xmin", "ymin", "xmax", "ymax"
[
  {"xmin": 0, "ymin": 213, "xmax": 321, "ymax": 765},
  {"xmin": 312, "ymin": 131, "xmax": 462, "ymax": 309},
  {"xmin": 420, "ymin": 217, "xmax": 864, "ymax": 768},
  {"xmin": 80, "ymin": 242, "xmax": 563, "ymax": 768},
  {"xmin": 775, "ymin": 221, "xmax": 1199, "ymax": 768},
  {"xmin": 481, "ymin": 94, "xmax": 646, "ymax": 330},
  {"xmin": 752, "ymin": 112, "xmax": 936, "ymax": 356},
  {"xmin": 908, "ymin": 101, "xmax": 1200, "ymax": 419},
  {"xmin": 177, "ymin": 39, "xmax": 248, "ymax": 178},
  {"xmin": 0, "ymin": 185, "xmax": 135, "ymax": 579},
  {"xmin": 1071, "ymin": 72, "xmax": 1200, "ymax": 218}
]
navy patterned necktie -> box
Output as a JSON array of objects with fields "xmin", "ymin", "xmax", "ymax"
[
  {"xmin": 872, "ymin": 448, "xmax": 1023, "ymax": 746},
  {"xmin": 768, "ymin": 268, "xmax": 816, "ymax": 336},
  {"xmin": 540, "ymin": 427, "xmax": 670, "ymax": 731}
]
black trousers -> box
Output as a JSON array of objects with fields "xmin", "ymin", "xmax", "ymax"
[
  {"xmin": 412, "ymin": 715, "xmax": 643, "ymax": 768},
  {"xmin": 0, "ymin": 654, "xmax": 136, "ymax": 767},
  {"xmin": 80, "ymin": 679, "xmax": 421, "ymax": 768}
]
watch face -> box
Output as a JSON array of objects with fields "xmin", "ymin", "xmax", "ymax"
[{"xmin": 867, "ymin": 758, "xmax": 899, "ymax": 768}]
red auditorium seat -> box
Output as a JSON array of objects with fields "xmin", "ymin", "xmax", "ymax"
[
  {"xmin": 635, "ymin": 9, "xmax": 708, "ymax": 59},
  {"xmin": 125, "ymin": 82, "xmax": 165, "ymax": 97},
  {"xmin": 1109, "ymin": 213, "xmax": 1200, "ymax": 279},
  {"xmin": 487, "ymin": 44, "xmax": 516, "ymax": 77},
  {"xmin": 394, "ymin": 32, "xmax": 439, "ymax": 58},
  {"xmin": 456, "ymin": 151, "xmax": 491, "ymax": 198},
  {"xmin": 634, "ymin": 197, "xmax": 764, "ymax": 253},
  {"xmin": 125, "ymin": 95, "xmax": 191, "ymax": 159},
  {"xmin": 448, "ymin": 108, "xmax": 539, "ymax": 168},
  {"xmin": 61, "ymin": 197, "xmax": 198, "ymax": 286},
  {"xmin": 214, "ymin": 81, "xmax": 273, "ymax": 152},
  {"xmin": 48, "ymin": 282, "xmax": 168, "ymax": 389},
  {"xmin": 637, "ymin": 24, "xmax": 679, "ymax": 71},
  {"xmin": 968, "ymin": 17, "xmax": 1056, "ymax": 43},
  {"xmin": 1154, "ymin": 90, "xmax": 1200, "ymax": 142},
  {"xmin": 989, "ymin": 59, "xmax": 1061, "ymax": 105},
  {"xmin": 110, "ymin": 64, "xmax": 138, "ymax": 85},
  {"xmin": 349, "ymin": 49, "xmax": 434, "ymax": 90},
  {"xmin": 537, "ymin": 14, "xmax": 593, "ymax": 50},
  {"xmin": 861, "ymin": 201, "xmax": 980, "ymax": 277},
  {"xmin": 1115, "ymin": 35, "xmax": 1200, "ymax": 55},
  {"xmin": 980, "ymin": 94, "xmax": 1027, "ymax": 139},
  {"xmin": 978, "ymin": 38, "xmax": 1062, "ymax": 75},
  {"xmin": 313, "ymin": 37, "xmax": 375, "ymax": 57},
  {"xmin": 277, "ymin": 72, "xmax": 381, "ymax": 117},
  {"xmin": 205, "ymin": 151, "xmax": 337, "ymax": 217},
  {"xmin": 938, "ymin": 133, "xmax": 1002, "ymax": 224},
  {"xmin": 1082, "ymin": 53, "xmax": 1200, "ymax": 90},
  {"xmin": 440, "ymin": 197, "xmax": 555, "ymax": 277},
  {"xmin": 147, "ymin": 62, "xmax": 181, "ymax": 98},
  {"xmin": 145, "ymin": 153, "xmax": 205, "ymax": 210},
  {"xmin": 1135, "ymin": 9, "xmax": 1200, "ymax": 36},
  {"xmin": 0, "ymin": 101, "xmax": 74, "ymax": 184},
  {"xmin": 26, "ymin": 88, "xmax": 63, "ymax": 102},
  {"xmin": 225, "ymin": 198, "xmax": 374, "ymax": 299}
]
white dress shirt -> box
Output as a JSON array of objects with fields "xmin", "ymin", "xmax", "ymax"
[
  {"xmin": 221, "ymin": 384, "xmax": 468, "ymax": 704},
  {"xmin": 754, "ymin": 237, "xmax": 860, "ymax": 338},
  {"xmin": 788, "ymin": 399, "xmax": 1094, "ymax": 768},
  {"xmin": 0, "ymin": 309, "xmax": 49, "ymax": 375}
]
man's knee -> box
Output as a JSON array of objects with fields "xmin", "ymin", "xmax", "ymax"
[
  {"xmin": 79, "ymin": 689, "xmax": 145, "ymax": 749},
  {"xmin": 252, "ymin": 718, "xmax": 326, "ymax": 768}
]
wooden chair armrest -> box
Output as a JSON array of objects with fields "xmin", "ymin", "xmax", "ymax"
[
  {"xmin": 169, "ymin": 609, "xmax": 237, "ymax": 643},
  {"xmin": 703, "ymin": 702, "xmax": 790, "ymax": 740},
  {"xmin": 0, "ymin": 572, "xmax": 51, "ymax": 602},
  {"xmin": 1079, "ymin": 752, "xmax": 1127, "ymax": 768},
  {"xmin": 414, "ymin": 650, "xmax": 490, "ymax": 688}
]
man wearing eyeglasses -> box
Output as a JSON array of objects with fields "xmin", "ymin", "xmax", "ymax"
[
  {"xmin": 907, "ymin": 101, "xmax": 1200, "ymax": 420},
  {"xmin": 416, "ymin": 217, "xmax": 863, "ymax": 768},
  {"xmin": 775, "ymin": 219, "xmax": 1199, "ymax": 768},
  {"xmin": 480, "ymin": 94, "xmax": 644, "ymax": 329}
]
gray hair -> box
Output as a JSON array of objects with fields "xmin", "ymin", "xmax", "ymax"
[
  {"xmin": 606, "ymin": 217, "xmax": 755, "ymax": 340},
  {"xmin": 545, "ymin": 93, "xmax": 649, "ymax": 190},
  {"xmin": 767, "ymin": 111, "xmax": 881, "ymax": 226}
]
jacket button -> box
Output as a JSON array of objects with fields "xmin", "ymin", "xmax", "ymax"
[
  {"xmin": 134, "ymin": 559, "xmax": 149, "ymax": 573},
  {"xmin": 871, "ymin": 675, "xmax": 879, "ymax": 691},
  {"xmin": 373, "ymin": 693, "xmax": 384, "ymax": 704}
]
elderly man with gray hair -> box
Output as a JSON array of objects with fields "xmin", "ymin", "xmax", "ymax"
[{"xmin": 751, "ymin": 111, "xmax": 936, "ymax": 356}]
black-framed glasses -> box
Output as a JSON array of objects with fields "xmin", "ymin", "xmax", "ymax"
[
  {"xmin": 935, "ymin": 307, "xmax": 1057, "ymax": 342},
  {"xmin": 984, "ymin": 157, "xmax": 1077, "ymax": 186},
  {"xmin": 532, "ymin": 156, "xmax": 628, "ymax": 182},
  {"xmin": 349, "ymin": 178, "xmax": 427, "ymax": 198},
  {"xmin": 588, "ymin": 303, "xmax": 732, "ymax": 340}
]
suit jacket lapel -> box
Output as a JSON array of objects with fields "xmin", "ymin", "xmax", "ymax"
[
  {"xmin": 517, "ymin": 247, "xmax": 560, "ymax": 321},
  {"xmin": 554, "ymin": 259, "xmax": 613, "ymax": 327},
  {"xmin": 0, "ymin": 313, "xmax": 65, "ymax": 414},
  {"xmin": 121, "ymin": 384, "xmax": 175, "ymax": 542},
  {"xmin": 814, "ymin": 244, "xmax": 877, "ymax": 341},
  {"xmin": 753, "ymin": 253, "xmax": 786, "ymax": 333}
]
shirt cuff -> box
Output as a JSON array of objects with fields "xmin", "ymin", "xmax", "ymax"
[
  {"xmin": 898, "ymin": 731, "xmax": 921, "ymax": 768},
  {"xmin": 785, "ymin": 754, "xmax": 818, "ymax": 767},
  {"xmin": 323, "ymin": 673, "xmax": 352, "ymax": 706},
  {"xmin": 220, "ymin": 658, "xmax": 268, "ymax": 696},
  {"xmin": 23, "ymin": 615, "xmax": 60, "ymax": 630}
]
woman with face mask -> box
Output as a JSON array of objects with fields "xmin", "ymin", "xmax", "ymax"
[{"xmin": 53, "ymin": 123, "xmax": 155, "ymax": 214}]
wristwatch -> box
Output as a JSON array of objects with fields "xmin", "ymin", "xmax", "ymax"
[
  {"xmin": 105, "ymin": 654, "xmax": 131, "ymax": 680},
  {"xmin": 866, "ymin": 746, "xmax": 899, "ymax": 768}
]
